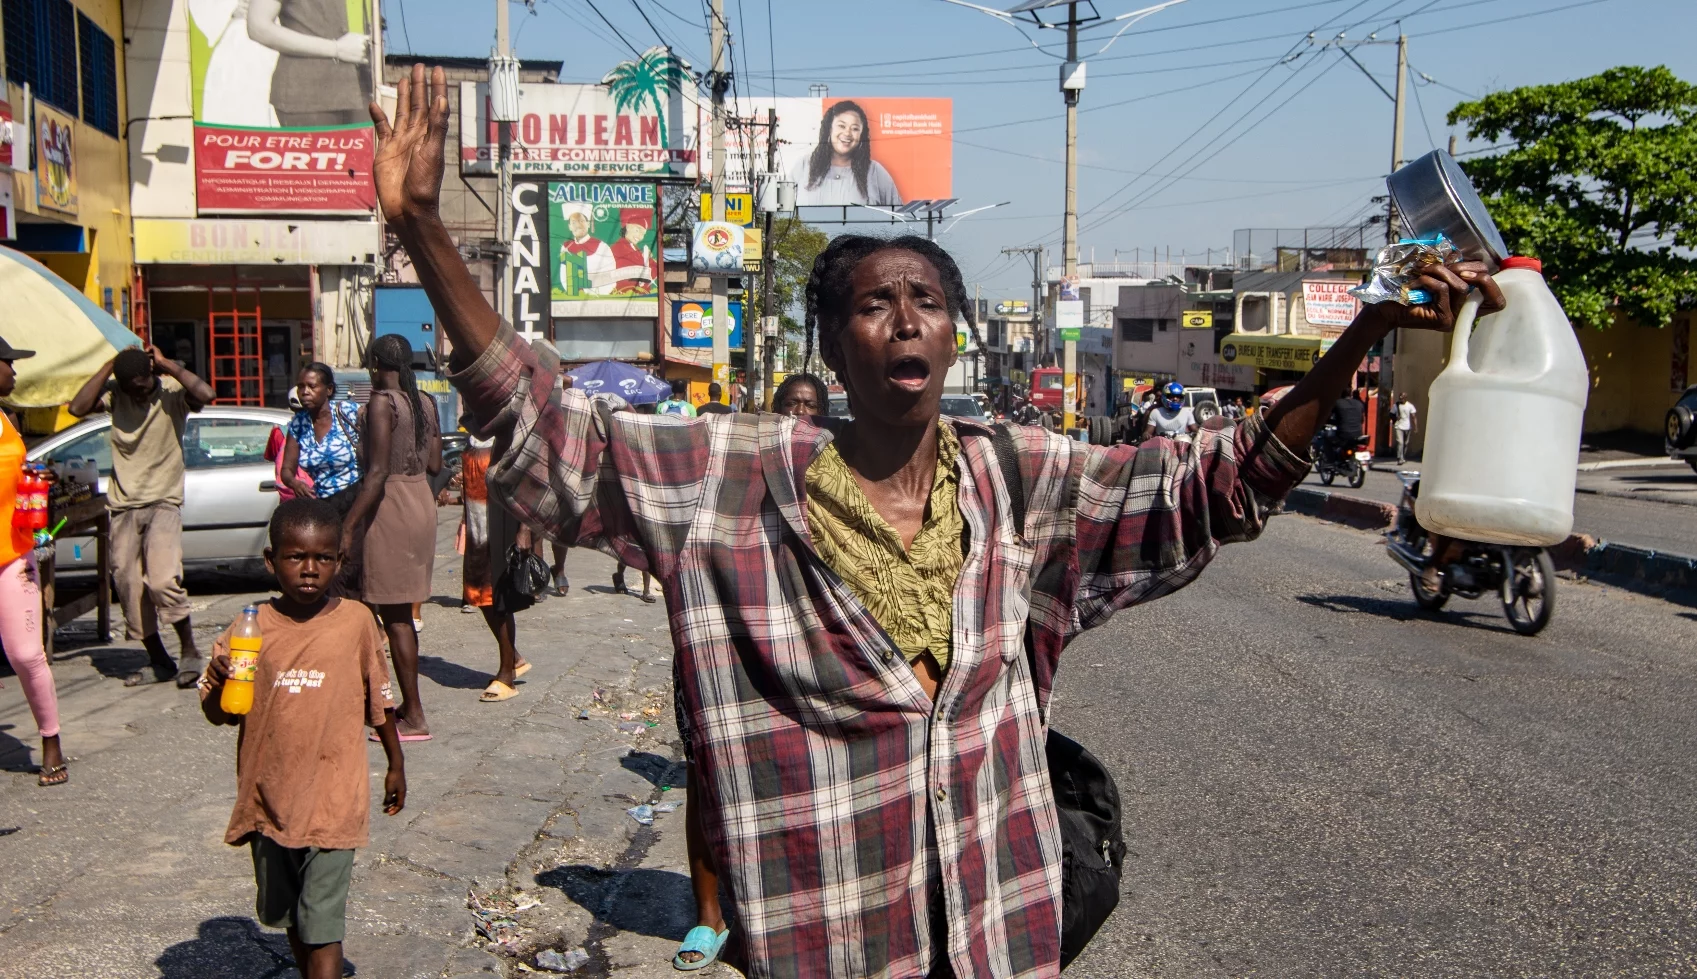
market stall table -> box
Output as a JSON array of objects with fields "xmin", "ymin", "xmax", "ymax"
[{"xmin": 38, "ymin": 494, "xmax": 110, "ymax": 655}]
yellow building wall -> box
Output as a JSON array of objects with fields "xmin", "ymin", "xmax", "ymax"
[
  {"xmin": 1395, "ymin": 313, "xmax": 1695, "ymax": 448},
  {"xmin": 4, "ymin": 0, "xmax": 132, "ymax": 311}
]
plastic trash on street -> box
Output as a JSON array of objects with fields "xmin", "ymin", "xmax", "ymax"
[{"xmin": 535, "ymin": 947, "xmax": 591, "ymax": 972}]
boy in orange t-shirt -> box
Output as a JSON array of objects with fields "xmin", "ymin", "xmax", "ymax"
[{"xmin": 200, "ymin": 498, "xmax": 405, "ymax": 979}]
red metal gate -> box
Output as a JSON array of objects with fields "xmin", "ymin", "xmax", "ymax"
[{"xmin": 209, "ymin": 290, "xmax": 263, "ymax": 405}]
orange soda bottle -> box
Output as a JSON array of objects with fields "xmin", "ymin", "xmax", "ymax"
[{"xmin": 220, "ymin": 605, "xmax": 263, "ymax": 715}]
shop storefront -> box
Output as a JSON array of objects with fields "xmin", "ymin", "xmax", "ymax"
[{"xmin": 131, "ymin": 219, "xmax": 379, "ymax": 408}]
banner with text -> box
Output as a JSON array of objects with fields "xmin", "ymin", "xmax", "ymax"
[
  {"xmin": 1302, "ymin": 279, "xmax": 1362, "ymax": 328},
  {"xmin": 460, "ymin": 48, "xmax": 698, "ymax": 180},
  {"xmin": 671, "ymin": 300, "xmax": 743, "ymax": 350},
  {"xmin": 712, "ymin": 96, "xmax": 952, "ymax": 206},
  {"xmin": 1218, "ymin": 333, "xmax": 1334, "ymax": 373},
  {"xmin": 548, "ymin": 181, "xmax": 661, "ymax": 318},
  {"xmin": 187, "ymin": 0, "xmax": 376, "ymax": 214},
  {"xmin": 510, "ymin": 182, "xmax": 550, "ymax": 340}
]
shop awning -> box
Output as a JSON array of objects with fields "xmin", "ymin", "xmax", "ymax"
[
  {"xmin": 1218, "ymin": 333, "xmax": 1335, "ymax": 374},
  {"xmin": 0, "ymin": 245, "xmax": 140, "ymax": 407}
]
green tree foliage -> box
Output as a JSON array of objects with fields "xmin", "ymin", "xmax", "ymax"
[
  {"xmin": 1448, "ymin": 65, "xmax": 1697, "ymax": 329},
  {"xmin": 765, "ymin": 218, "xmax": 829, "ymax": 336}
]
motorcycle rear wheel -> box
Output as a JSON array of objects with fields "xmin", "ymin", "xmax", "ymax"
[
  {"xmin": 1408, "ymin": 570, "xmax": 1449, "ymax": 611},
  {"xmin": 1501, "ymin": 549, "xmax": 1555, "ymax": 636},
  {"xmin": 1347, "ymin": 463, "xmax": 1367, "ymax": 489}
]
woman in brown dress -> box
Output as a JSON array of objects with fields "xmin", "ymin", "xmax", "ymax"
[{"xmin": 340, "ymin": 334, "xmax": 441, "ymax": 740}]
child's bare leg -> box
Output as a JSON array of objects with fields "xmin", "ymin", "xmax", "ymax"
[{"xmin": 286, "ymin": 929, "xmax": 344, "ymax": 979}]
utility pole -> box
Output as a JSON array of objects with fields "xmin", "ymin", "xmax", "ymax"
[
  {"xmin": 760, "ymin": 107, "xmax": 778, "ymax": 410},
  {"xmin": 1002, "ymin": 243, "xmax": 1045, "ymax": 407},
  {"xmin": 1386, "ymin": 32, "xmax": 1407, "ymax": 245},
  {"xmin": 1060, "ymin": 4, "xmax": 1082, "ymax": 434},
  {"xmin": 709, "ymin": 0, "xmax": 729, "ymax": 403},
  {"xmin": 495, "ymin": 0, "xmax": 513, "ymax": 326}
]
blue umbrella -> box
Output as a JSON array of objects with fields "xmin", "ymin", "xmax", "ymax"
[{"xmin": 565, "ymin": 361, "xmax": 671, "ymax": 405}]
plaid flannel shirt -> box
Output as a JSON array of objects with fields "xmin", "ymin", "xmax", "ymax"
[{"xmin": 452, "ymin": 325, "xmax": 1309, "ymax": 978}]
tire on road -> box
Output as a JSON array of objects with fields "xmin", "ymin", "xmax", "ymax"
[
  {"xmin": 1667, "ymin": 405, "xmax": 1695, "ymax": 448},
  {"xmin": 1502, "ymin": 548, "xmax": 1556, "ymax": 636}
]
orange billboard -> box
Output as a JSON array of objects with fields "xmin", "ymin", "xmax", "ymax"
[{"xmin": 719, "ymin": 97, "xmax": 952, "ymax": 206}]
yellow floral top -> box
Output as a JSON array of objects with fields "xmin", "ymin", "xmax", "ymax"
[{"xmin": 805, "ymin": 422, "xmax": 965, "ymax": 673}]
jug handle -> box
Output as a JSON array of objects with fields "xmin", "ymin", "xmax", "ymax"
[{"xmin": 1445, "ymin": 293, "xmax": 1484, "ymax": 372}]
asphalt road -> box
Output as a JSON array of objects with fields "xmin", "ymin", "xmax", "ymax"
[
  {"xmin": 1056, "ymin": 513, "xmax": 1697, "ymax": 978},
  {"xmin": 1302, "ymin": 464, "xmax": 1697, "ymax": 557}
]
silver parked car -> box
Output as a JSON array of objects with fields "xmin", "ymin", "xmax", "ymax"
[{"xmin": 28, "ymin": 406, "xmax": 292, "ymax": 576}]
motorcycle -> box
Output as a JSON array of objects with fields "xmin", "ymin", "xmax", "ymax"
[
  {"xmin": 1312, "ymin": 425, "xmax": 1371, "ymax": 489},
  {"xmin": 1384, "ymin": 473, "xmax": 1556, "ymax": 636}
]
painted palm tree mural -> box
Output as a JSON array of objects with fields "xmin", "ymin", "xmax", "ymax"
[{"xmin": 603, "ymin": 46, "xmax": 684, "ymax": 149}]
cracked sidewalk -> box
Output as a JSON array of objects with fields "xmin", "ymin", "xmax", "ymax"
[{"xmin": 0, "ymin": 511, "xmax": 736, "ymax": 978}]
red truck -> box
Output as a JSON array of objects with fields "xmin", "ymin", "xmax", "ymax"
[{"xmin": 1028, "ymin": 367, "xmax": 1081, "ymax": 414}]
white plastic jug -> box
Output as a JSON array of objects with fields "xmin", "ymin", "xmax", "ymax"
[{"xmin": 1415, "ymin": 257, "xmax": 1589, "ymax": 546}]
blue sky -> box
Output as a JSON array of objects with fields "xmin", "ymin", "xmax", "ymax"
[{"xmin": 383, "ymin": 0, "xmax": 1697, "ymax": 298}]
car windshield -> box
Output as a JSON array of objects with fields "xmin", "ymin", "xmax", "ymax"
[{"xmin": 940, "ymin": 396, "xmax": 981, "ymax": 417}]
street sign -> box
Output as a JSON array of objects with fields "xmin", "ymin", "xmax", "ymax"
[
  {"xmin": 1059, "ymin": 327, "xmax": 1082, "ymax": 342},
  {"xmin": 994, "ymin": 299, "xmax": 1029, "ymax": 315},
  {"xmin": 699, "ymin": 192, "xmax": 756, "ymax": 228},
  {"xmin": 690, "ymin": 221, "xmax": 745, "ymax": 276},
  {"xmin": 1181, "ymin": 310, "xmax": 1213, "ymax": 329}
]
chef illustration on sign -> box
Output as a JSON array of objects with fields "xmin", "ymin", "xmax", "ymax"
[
  {"xmin": 610, "ymin": 208, "xmax": 659, "ymax": 295},
  {"xmin": 558, "ymin": 201, "xmax": 617, "ymax": 296}
]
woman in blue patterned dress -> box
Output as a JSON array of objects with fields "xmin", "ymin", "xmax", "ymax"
[{"xmin": 280, "ymin": 361, "xmax": 364, "ymax": 591}]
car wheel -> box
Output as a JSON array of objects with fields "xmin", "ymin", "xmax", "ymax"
[
  {"xmin": 1668, "ymin": 405, "xmax": 1695, "ymax": 448},
  {"xmin": 1194, "ymin": 400, "xmax": 1219, "ymax": 423}
]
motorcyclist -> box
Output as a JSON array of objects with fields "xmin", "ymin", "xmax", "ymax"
[{"xmin": 1142, "ymin": 382, "xmax": 1198, "ymax": 440}]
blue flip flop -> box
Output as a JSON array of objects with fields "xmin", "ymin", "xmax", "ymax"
[{"xmin": 672, "ymin": 925, "xmax": 729, "ymax": 971}]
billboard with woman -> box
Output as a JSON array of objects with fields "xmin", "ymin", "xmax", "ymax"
[
  {"xmin": 186, "ymin": 0, "xmax": 377, "ymax": 213},
  {"xmin": 720, "ymin": 97, "xmax": 951, "ymax": 208}
]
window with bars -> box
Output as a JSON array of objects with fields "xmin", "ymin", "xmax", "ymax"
[
  {"xmin": 77, "ymin": 11, "xmax": 118, "ymax": 136},
  {"xmin": 3, "ymin": 0, "xmax": 79, "ymax": 114}
]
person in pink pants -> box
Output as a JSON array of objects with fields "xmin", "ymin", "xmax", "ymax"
[{"xmin": 0, "ymin": 337, "xmax": 65, "ymax": 785}]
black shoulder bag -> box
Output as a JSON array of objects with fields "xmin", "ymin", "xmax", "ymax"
[{"xmin": 988, "ymin": 424, "xmax": 1128, "ymax": 970}]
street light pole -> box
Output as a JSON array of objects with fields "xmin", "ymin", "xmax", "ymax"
[{"xmin": 709, "ymin": 0, "xmax": 729, "ymax": 402}]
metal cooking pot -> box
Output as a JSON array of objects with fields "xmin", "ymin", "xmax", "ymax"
[{"xmin": 1386, "ymin": 149, "xmax": 1508, "ymax": 268}]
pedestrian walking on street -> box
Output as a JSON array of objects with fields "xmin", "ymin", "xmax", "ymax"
[
  {"xmin": 199, "ymin": 498, "xmax": 405, "ymax": 979},
  {"xmin": 370, "ymin": 66, "xmax": 1501, "ymax": 975},
  {"xmin": 280, "ymin": 363, "xmax": 364, "ymax": 593},
  {"xmin": 0, "ymin": 338, "xmax": 67, "ymax": 785},
  {"xmin": 457, "ymin": 416, "xmax": 533, "ymax": 702},
  {"xmin": 656, "ymin": 378, "xmax": 697, "ymax": 417},
  {"xmin": 68, "ymin": 344, "xmax": 213, "ymax": 687},
  {"xmin": 698, "ymin": 381, "xmax": 735, "ymax": 415},
  {"xmin": 1394, "ymin": 392, "xmax": 1419, "ymax": 465},
  {"xmin": 773, "ymin": 372, "xmax": 827, "ymax": 417},
  {"xmin": 339, "ymin": 334, "xmax": 441, "ymax": 741}
]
